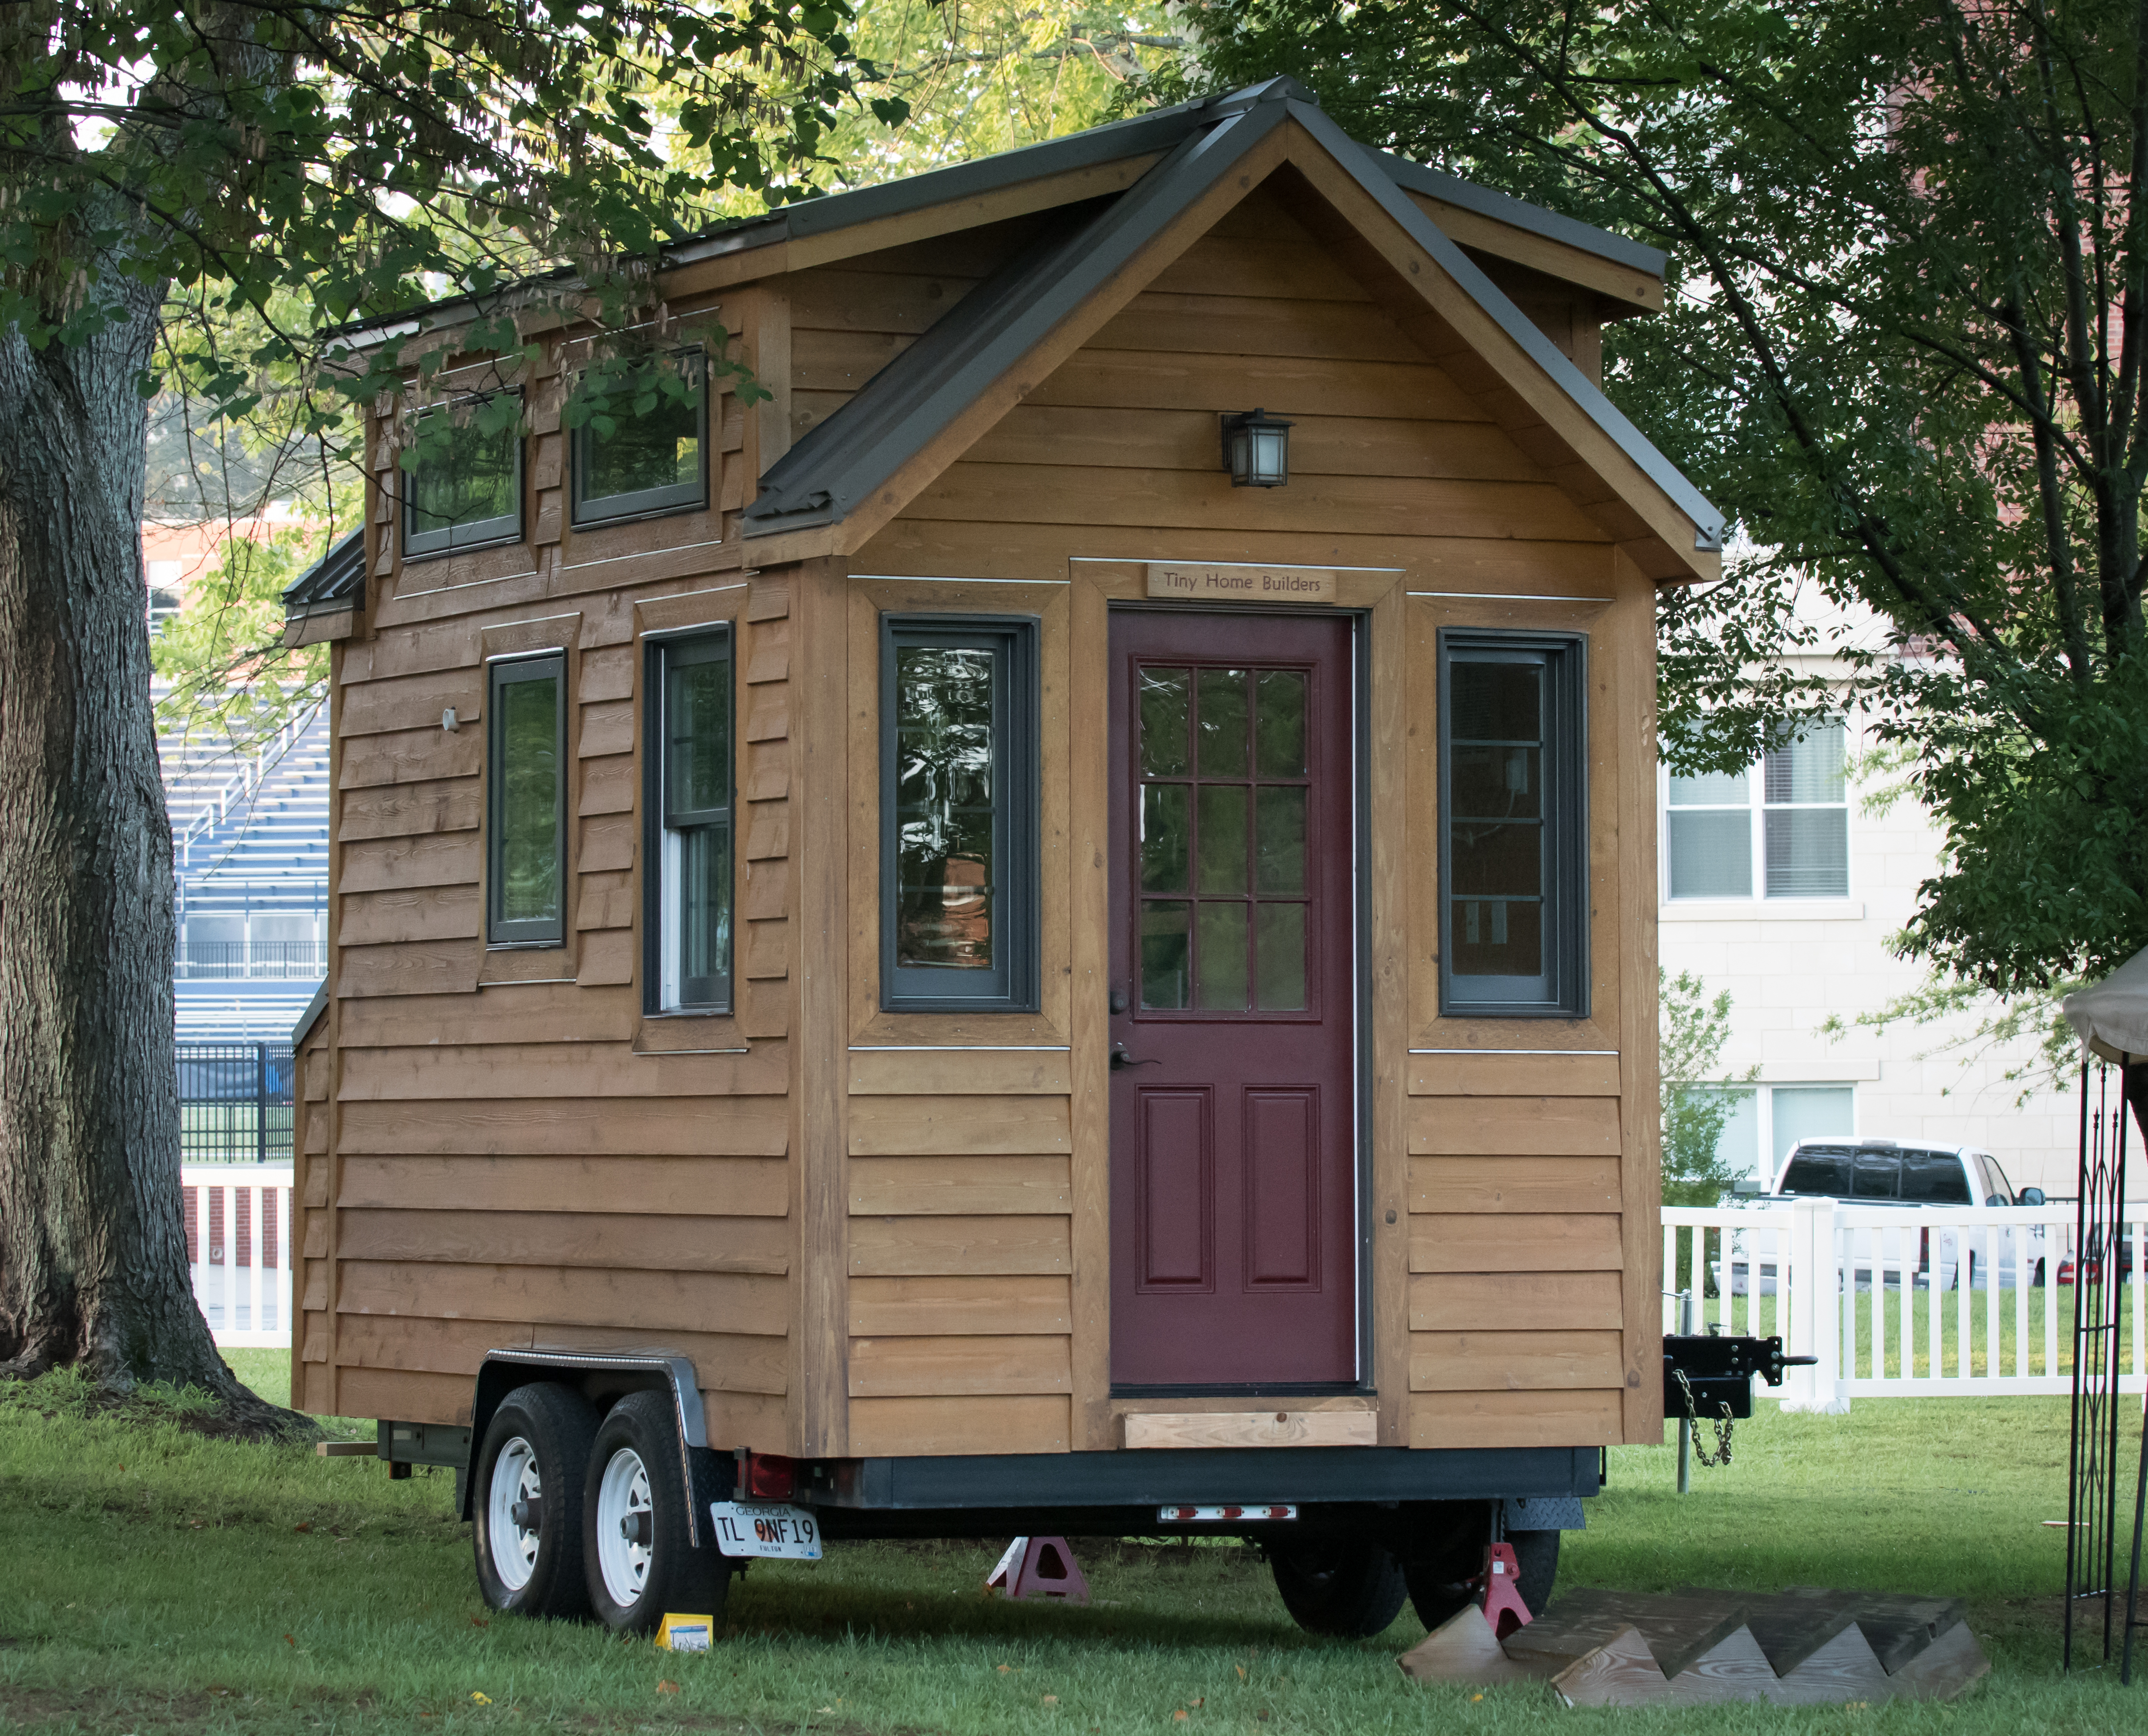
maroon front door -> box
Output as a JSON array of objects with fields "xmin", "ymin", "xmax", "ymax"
[{"xmin": 1107, "ymin": 610, "xmax": 1358, "ymax": 1387}]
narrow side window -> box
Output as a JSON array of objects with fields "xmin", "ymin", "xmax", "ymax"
[
  {"xmin": 644, "ymin": 631, "xmax": 734, "ymax": 1012},
  {"xmin": 880, "ymin": 615, "xmax": 1039, "ymax": 1013},
  {"xmin": 487, "ymin": 653, "xmax": 566, "ymax": 946},
  {"xmin": 406, "ymin": 392, "xmax": 524, "ymax": 557},
  {"xmin": 573, "ymin": 349, "xmax": 709, "ymax": 528},
  {"xmin": 1438, "ymin": 630, "xmax": 1588, "ymax": 1017}
]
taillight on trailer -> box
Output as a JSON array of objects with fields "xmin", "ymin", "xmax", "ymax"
[
  {"xmin": 1920, "ymin": 1228, "xmax": 1930, "ymax": 1272},
  {"xmin": 741, "ymin": 1451, "xmax": 798, "ymax": 1499}
]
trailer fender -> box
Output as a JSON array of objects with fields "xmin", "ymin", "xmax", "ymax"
[{"xmin": 463, "ymin": 1348, "xmax": 728, "ymax": 1544}]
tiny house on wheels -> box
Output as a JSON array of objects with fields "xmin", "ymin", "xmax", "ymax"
[{"xmin": 282, "ymin": 78, "xmax": 1722, "ymax": 1637}]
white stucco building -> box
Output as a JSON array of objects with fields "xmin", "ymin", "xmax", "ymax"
[{"xmin": 1657, "ymin": 604, "xmax": 2076, "ymax": 1197}]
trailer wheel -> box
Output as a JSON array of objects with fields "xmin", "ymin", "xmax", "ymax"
[
  {"xmin": 582, "ymin": 1391, "xmax": 732, "ymax": 1634},
  {"xmin": 1507, "ymin": 1529, "xmax": 1559, "ymax": 1616},
  {"xmin": 1405, "ymin": 1526, "xmax": 1561, "ymax": 1628},
  {"xmin": 472, "ymin": 1382, "xmax": 598, "ymax": 1620},
  {"xmin": 1270, "ymin": 1541, "xmax": 1408, "ymax": 1638}
]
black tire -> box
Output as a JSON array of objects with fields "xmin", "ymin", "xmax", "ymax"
[
  {"xmin": 582, "ymin": 1391, "xmax": 733, "ymax": 1634},
  {"xmin": 1270, "ymin": 1541, "xmax": 1409, "ymax": 1638},
  {"xmin": 1401, "ymin": 1505, "xmax": 1493, "ymax": 1630},
  {"xmin": 1507, "ymin": 1528, "xmax": 1560, "ymax": 1617},
  {"xmin": 472, "ymin": 1382, "xmax": 598, "ymax": 1620},
  {"xmin": 1404, "ymin": 1521, "xmax": 1560, "ymax": 1628}
]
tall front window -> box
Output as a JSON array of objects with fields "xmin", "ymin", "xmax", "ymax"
[
  {"xmin": 645, "ymin": 631, "xmax": 734, "ymax": 1011},
  {"xmin": 880, "ymin": 615, "xmax": 1039, "ymax": 1012},
  {"xmin": 1666, "ymin": 721, "xmax": 1849, "ymax": 899},
  {"xmin": 406, "ymin": 394, "xmax": 524, "ymax": 557},
  {"xmin": 1439, "ymin": 631, "xmax": 1588, "ymax": 1016},
  {"xmin": 487, "ymin": 654, "xmax": 565, "ymax": 945}
]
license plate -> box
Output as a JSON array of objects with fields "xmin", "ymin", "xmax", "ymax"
[{"xmin": 709, "ymin": 1501, "xmax": 822, "ymax": 1560}]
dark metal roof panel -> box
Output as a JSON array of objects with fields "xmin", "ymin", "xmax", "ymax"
[
  {"xmin": 748, "ymin": 92, "xmax": 1717, "ymax": 555},
  {"xmin": 745, "ymin": 94, "xmax": 1299, "ymax": 537},
  {"xmin": 290, "ymin": 980, "xmax": 329, "ymax": 1048},
  {"xmin": 282, "ymin": 528, "xmax": 368, "ymax": 613},
  {"xmin": 1372, "ymin": 150, "xmax": 1666, "ymax": 279},
  {"xmin": 1282, "ymin": 101, "xmax": 1719, "ymax": 549}
]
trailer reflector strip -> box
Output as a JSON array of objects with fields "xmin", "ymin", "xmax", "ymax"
[{"xmin": 1158, "ymin": 1504, "xmax": 1297, "ymax": 1523}]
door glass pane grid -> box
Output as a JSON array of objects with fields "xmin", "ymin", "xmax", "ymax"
[{"xmin": 1137, "ymin": 663, "xmax": 1311, "ymax": 1014}]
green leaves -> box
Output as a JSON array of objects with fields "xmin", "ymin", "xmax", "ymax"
[
  {"xmin": 1174, "ymin": 0, "xmax": 2148, "ymax": 997},
  {"xmin": 2, "ymin": 0, "xmax": 889, "ymax": 452}
]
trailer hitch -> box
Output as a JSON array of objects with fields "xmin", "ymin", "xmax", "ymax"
[{"xmin": 1661, "ymin": 1334, "xmax": 1817, "ymax": 1421}]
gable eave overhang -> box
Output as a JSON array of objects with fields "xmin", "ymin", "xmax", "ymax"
[
  {"xmin": 746, "ymin": 103, "xmax": 1721, "ymax": 583},
  {"xmin": 742, "ymin": 92, "xmax": 1300, "ymax": 543},
  {"xmin": 1281, "ymin": 100, "xmax": 1719, "ymax": 581},
  {"xmin": 330, "ymin": 80, "xmax": 1669, "ymax": 355}
]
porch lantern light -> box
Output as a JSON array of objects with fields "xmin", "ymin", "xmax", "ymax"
[{"xmin": 1221, "ymin": 408, "xmax": 1293, "ymax": 488}]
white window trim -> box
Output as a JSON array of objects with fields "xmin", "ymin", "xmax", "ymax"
[{"xmin": 1659, "ymin": 734, "xmax": 1853, "ymax": 905}]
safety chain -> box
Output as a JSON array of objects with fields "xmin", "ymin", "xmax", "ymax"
[{"xmin": 1673, "ymin": 1368, "xmax": 1734, "ymax": 1468}]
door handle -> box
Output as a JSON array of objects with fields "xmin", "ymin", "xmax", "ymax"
[{"xmin": 1110, "ymin": 1045, "xmax": 1159, "ymax": 1071}]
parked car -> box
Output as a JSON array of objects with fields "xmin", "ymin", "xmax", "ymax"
[{"xmin": 1717, "ymin": 1139, "xmax": 2048, "ymax": 1292}]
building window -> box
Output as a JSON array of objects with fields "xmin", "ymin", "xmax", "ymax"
[
  {"xmin": 405, "ymin": 393, "xmax": 524, "ymax": 557},
  {"xmin": 573, "ymin": 350, "xmax": 709, "ymax": 528},
  {"xmin": 1709, "ymin": 1082, "xmax": 1857, "ymax": 1184},
  {"xmin": 644, "ymin": 630, "xmax": 734, "ymax": 1012},
  {"xmin": 880, "ymin": 615, "xmax": 1039, "ymax": 1013},
  {"xmin": 487, "ymin": 653, "xmax": 565, "ymax": 945},
  {"xmin": 1666, "ymin": 722, "xmax": 1849, "ymax": 899},
  {"xmin": 1438, "ymin": 630, "xmax": 1588, "ymax": 1016}
]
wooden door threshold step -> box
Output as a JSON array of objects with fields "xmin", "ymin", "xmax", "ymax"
[{"xmin": 1398, "ymin": 1584, "xmax": 1989, "ymax": 1706}]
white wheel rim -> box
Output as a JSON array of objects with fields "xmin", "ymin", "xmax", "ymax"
[
  {"xmin": 486, "ymin": 1435, "xmax": 542, "ymax": 1592},
  {"xmin": 595, "ymin": 1445, "xmax": 654, "ymax": 1608}
]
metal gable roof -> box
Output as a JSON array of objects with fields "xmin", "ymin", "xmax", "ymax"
[
  {"xmin": 745, "ymin": 90, "xmax": 1721, "ymax": 556},
  {"xmin": 334, "ymin": 79, "xmax": 1660, "ymax": 345},
  {"xmin": 745, "ymin": 95, "xmax": 1297, "ymax": 537},
  {"xmin": 281, "ymin": 527, "xmax": 367, "ymax": 616}
]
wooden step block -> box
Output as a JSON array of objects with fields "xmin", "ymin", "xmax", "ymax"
[
  {"xmin": 1396, "ymin": 1606, "xmax": 1544, "ymax": 1685},
  {"xmin": 1763, "ymin": 1623, "xmax": 1894, "ymax": 1705},
  {"xmin": 1553, "ymin": 1624, "xmax": 1782, "ymax": 1706},
  {"xmin": 1882, "ymin": 1618, "xmax": 1990, "ymax": 1701},
  {"xmin": 1503, "ymin": 1586, "xmax": 1751, "ymax": 1681}
]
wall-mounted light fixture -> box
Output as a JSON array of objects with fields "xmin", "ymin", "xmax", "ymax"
[{"xmin": 1220, "ymin": 408, "xmax": 1293, "ymax": 488}]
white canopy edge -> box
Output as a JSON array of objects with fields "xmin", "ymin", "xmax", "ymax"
[{"xmin": 2061, "ymin": 944, "xmax": 2148, "ymax": 1064}]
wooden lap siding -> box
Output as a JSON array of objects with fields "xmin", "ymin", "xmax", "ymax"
[
  {"xmin": 847, "ymin": 180, "xmax": 1655, "ymax": 1449},
  {"xmin": 295, "ymin": 367, "xmax": 801, "ymax": 1449}
]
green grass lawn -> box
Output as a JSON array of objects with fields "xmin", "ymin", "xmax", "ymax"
[{"xmin": 2, "ymin": 1350, "xmax": 2145, "ymax": 1733}]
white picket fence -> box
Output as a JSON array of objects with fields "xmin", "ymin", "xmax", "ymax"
[
  {"xmin": 182, "ymin": 1163, "xmax": 294, "ymax": 1347},
  {"xmin": 1663, "ymin": 1200, "xmax": 2148, "ymax": 1410}
]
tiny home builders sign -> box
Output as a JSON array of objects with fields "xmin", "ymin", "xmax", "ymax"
[{"xmin": 1146, "ymin": 561, "xmax": 1339, "ymax": 604}]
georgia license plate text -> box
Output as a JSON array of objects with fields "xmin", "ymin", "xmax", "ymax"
[{"xmin": 710, "ymin": 1501, "xmax": 821, "ymax": 1560}]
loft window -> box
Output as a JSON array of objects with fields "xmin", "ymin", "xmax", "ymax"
[
  {"xmin": 487, "ymin": 653, "xmax": 565, "ymax": 945},
  {"xmin": 1438, "ymin": 630, "xmax": 1589, "ymax": 1016},
  {"xmin": 572, "ymin": 350, "xmax": 709, "ymax": 527},
  {"xmin": 1666, "ymin": 721, "xmax": 1848, "ymax": 899},
  {"xmin": 405, "ymin": 392, "xmax": 524, "ymax": 557},
  {"xmin": 644, "ymin": 630, "xmax": 734, "ymax": 1012},
  {"xmin": 879, "ymin": 615, "xmax": 1040, "ymax": 1013}
]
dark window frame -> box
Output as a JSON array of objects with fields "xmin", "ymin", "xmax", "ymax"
[
  {"xmin": 571, "ymin": 347, "xmax": 711, "ymax": 529},
  {"xmin": 1437, "ymin": 628, "xmax": 1590, "ymax": 1018},
  {"xmin": 404, "ymin": 389, "xmax": 526, "ymax": 559},
  {"xmin": 879, "ymin": 613, "xmax": 1041, "ymax": 1014},
  {"xmin": 642, "ymin": 626, "xmax": 736, "ymax": 1015},
  {"xmin": 486, "ymin": 652, "xmax": 567, "ymax": 946}
]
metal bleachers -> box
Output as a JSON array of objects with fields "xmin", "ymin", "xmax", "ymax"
[{"xmin": 161, "ymin": 698, "xmax": 329, "ymax": 1041}]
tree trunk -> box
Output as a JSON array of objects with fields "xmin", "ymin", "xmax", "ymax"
[{"xmin": 0, "ymin": 278, "xmax": 300, "ymax": 1431}]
